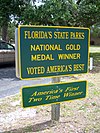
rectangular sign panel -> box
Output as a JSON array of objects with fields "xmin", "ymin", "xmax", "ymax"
[
  {"xmin": 18, "ymin": 26, "xmax": 90, "ymax": 79},
  {"xmin": 21, "ymin": 81, "xmax": 87, "ymax": 108}
]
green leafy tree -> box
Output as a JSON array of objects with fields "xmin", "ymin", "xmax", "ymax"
[
  {"xmin": 91, "ymin": 23, "xmax": 100, "ymax": 38},
  {"xmin": 0, "ymin": 0, "xmax": 32, "ymax": 41},
  {"xmin": 20, "ymin": 5, "xmax": 37, "ymax": 25},
  {"xmin": 38, "ymin": 0, "xmax": 99, "ymax": 27},
  {"xmin": 22, "ymin": 0, "xmax": 99, "ymax": 28},
  {"xmin": 7, "ymin": 22, "xmax": 16, "ymax": 42},
  {"xmin": 76, "ymin": 0, "xmax": 100, "ymax": 27},
  {"xmin": 33, "ymin": 0, "xmax": 77, "ymax": 26},
  {"xmin": 1, "ymin": 0, "xmax": 99, "ymax": 41}
]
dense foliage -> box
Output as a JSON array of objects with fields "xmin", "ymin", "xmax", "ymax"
[
  {"xmin": 77, "ymin": 0, "xmax": 100, "ymax": 27},
  {"xmin": 0, "ymin": 0, "xmax": 32, "ymax": 41},
  {"xmin": 0, "ymin": 0, "xmax": 100, "ymax": 41}
]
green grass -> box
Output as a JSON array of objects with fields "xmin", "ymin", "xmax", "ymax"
[
  {"xmin": 93, "ymin": 90, "xmax": 100, "ymax": 96},
  {"xmin": 90, "ymin": 46, "xmax": 100, "ymax": 66},
  {"xmin": 90, "ymin": 46, "xmax": 100, "ymax": 67},
  {"xmin": 90, "ymin": 46, "xmax": 100, "ymax": 53},
  {"xmin": 90, "ymin": 53, "xmax": 100, "ymax": 66},
  {"xmin": 88, "ymin": 82, "xmax": 95, "ymax": 87},
  {"xmin": 78, "ymin": 103, "xmax": 89, "ymax": 111}
]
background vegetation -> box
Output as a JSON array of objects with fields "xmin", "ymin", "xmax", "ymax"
[{"xmin": 0, "ymin": 0, "xmax": 100, "ymax": 42}]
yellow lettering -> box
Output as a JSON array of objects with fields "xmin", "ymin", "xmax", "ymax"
[
  {"xmin": 31, "ymin": 54, "xmax": 54, "ymax": 61},
  {"xmin": 24, "ymin": 31, "xmax": 53, "ymax": 39},
  {"xmin": 28, "ymin": 97, "xmax": 42, "ymax": 102},
  {"xmin": 30, "ymin": 44, "xmax": 62, "ymax": 51},
  {"xmin": 66, "ymin": 44, "xmax": 80, "ymax": 50},
  {"xmin": 28, "ymin": 31, "xmax": 31, "ymax": 39},
  {"xmin": 73, "ymin": 64, "xmax": 85, "ymax": 71},
  {"xmin": 45, "ymin": 95, "xmax": 60, "ymax": 100},
  {"xmin": 27, "ymin": 66, "xmax": 45, "ymax": 75},
  {"xmin": 63, "ymin": 93, "xmax": 69, "ymax": 97},
  {"xmin": 46, "ymin": 65, "xmax": 72, "ymax": 73},
  {"xmin": 54, "ymin": 32, "xmax": 69, "ymax": 39},
  {"xmin": 31, "ymin": 91, "xmax": 37, "ymax": 96},
  {"xmin": 69, "ymin": 91, "xmax": 83, "ymax": 96},
  {"xmin": 58, "ymin": 53, "xmax": 80, "ymax": 60},
  {"xmin": 70, "ymin": 32, "xmax": 85, "ymax": 39},
  {"xmin": 48, "ymin": 31, "xmax": 52, "ymax": 39},
  {"xmin": 24, "ymin": 31, "xmax": 28, "ymax": 39},
  {"xmin": 65, "ymin": 86, "xmax": 79, "ymax": 92}
]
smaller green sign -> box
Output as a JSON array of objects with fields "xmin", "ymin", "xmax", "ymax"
[{"xmin": 21, "ymin": 81, "xmax": 87, "ymax": 108}]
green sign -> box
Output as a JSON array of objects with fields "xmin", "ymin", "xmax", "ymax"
[
  {"xmin": 18, "ymin": 26, "xmax": 90, "ymax": 79},
  {"xmin": 21, "ymin": 81, "xmax": 87, "ymax": 108}
]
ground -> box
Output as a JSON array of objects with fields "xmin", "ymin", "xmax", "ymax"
[{"xmin": 0, "ymin": 46, "xmax": 100, "ymax": 133}]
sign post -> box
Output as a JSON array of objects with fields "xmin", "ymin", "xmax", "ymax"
[
  {"xmin": 17, "ymin": 25, "xmax": 89, "ymax": 123},
  {"xmin": 51, "ymin": 77, "xmax": 60, "ymax": 121}
]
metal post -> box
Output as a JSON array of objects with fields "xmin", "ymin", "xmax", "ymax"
[
  {"xmin": 51, "ymin": 77, "xmax": 60, "ymax": 121},
  {"xmin": 90, "ymin": 57, "xmax": 93, "ymax": 70},
  {"xmin": 15, "ymin": 28, "xmax": 20, "ymax": 78}
]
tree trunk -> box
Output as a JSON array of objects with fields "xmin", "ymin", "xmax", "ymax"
[{"xmin": 2, "ymin": 23, "xmax": 8, "ymax": 41}]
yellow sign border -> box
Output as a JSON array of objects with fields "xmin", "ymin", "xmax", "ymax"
[
  {"xmin": 20, "ymin": 80, "xmax": 88, "ymax": 108},
  {"xmin": 18, "ymin": 25, "xmax": 90, "ymax": 80}
]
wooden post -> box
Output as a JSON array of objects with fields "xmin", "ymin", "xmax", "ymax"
[{"xmin": 51, "ymin": 77, "xmax": 60, "ymax": 121}]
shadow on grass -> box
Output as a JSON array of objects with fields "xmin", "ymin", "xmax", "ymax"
[{"xmin": 3, "ymin": 120, "xmax": 56, "ymax": 133}]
